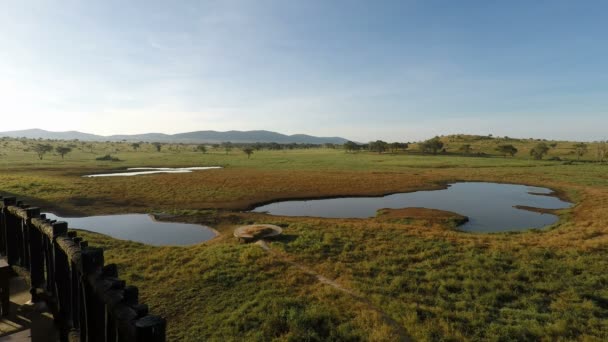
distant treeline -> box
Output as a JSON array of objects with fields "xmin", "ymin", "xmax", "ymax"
[{"xmin": 2, "ymin": 135, "xmax": 608, "ymax": 163}]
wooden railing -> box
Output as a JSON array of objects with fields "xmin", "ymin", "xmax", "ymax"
[{"xmin": 0, "ymin": 196, "xmax": 166, "ymax": 342}]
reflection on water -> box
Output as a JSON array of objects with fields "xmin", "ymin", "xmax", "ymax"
[
  {"xmin": 83, "ymin": 166, "xmax": 222, "ymax": 177},
  {"xmin": 44, "ymin": 213, "xmax": 216, "ymax": 246},
  {"xmin": 252, "ymin": 182, "xmax": 572, "ymax": 232}
]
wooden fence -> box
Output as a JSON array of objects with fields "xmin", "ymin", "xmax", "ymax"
[{"xmin": 0, "ymin": 196, "xmax": 166, "ymax": 342}]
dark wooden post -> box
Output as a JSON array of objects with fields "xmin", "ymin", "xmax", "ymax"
[
  {"xmin": 135, "ymin": 316, "xmax": 166, "ymax": 342},
  {"xmin": 0, "ymin": 258, "xmax": 10, "ymax": 316},
  {"xmin": 0, "ymin": 196, "xmax": 5, "ymax": 257},
  {"xmin": 3, "ymin": 198, "xmax": 19, "ymax": 265},
  {"xmin": 26, "ymin": 207, "xmax": 44, "ymax": 302},
  {"xmin": 3, "ymin": 197, "xmax": 16, "ymax": 207},
  {"xmin": 48, "ymin": 222, "xmax": 68, "ymax": 297},
  {"xmin": 19, "ymin": 213, "xmax": 30, "ymax": 269},
  {"xmin": 54, "ymin": 243, "xmax": 71, "ymax": 341},
  {"xmin": 100, "ymin": 264, "xmax": 119, "ymax": 341},
  {"xmin": 71, "ymin": 261, "xmax": 81, "ymax": 331},
  {"xmin": 81, "ymin": 247, "xmax": 106, "ymax": 342},
  {"xmin": 43, "ymin": 221, "xmax": 54, "ymax": 294},
  {"xmin": 67, "ymin": 233, "xmax": 80, "ymax": 331}
]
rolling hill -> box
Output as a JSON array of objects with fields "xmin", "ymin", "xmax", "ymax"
[{"xmin": 0, "ymin": 129, "xmax": 350, "ymax": 144}]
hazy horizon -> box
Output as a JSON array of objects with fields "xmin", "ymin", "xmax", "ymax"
[
  {"xmin": 2, "ymin": 1, "xmax": 607, "ymax": 142},
  {"xmin": 0, "ymin": 127, "xmax": 604, "ymax": 144}
]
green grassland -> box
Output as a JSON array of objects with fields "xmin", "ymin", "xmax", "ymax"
[
  {"xmin": 0, "ymin": 136, "xmax": 603, "ymax": 216},
  {"xmin": 1, "ymin": 136, "xmax": 608, "ymax": 341}
]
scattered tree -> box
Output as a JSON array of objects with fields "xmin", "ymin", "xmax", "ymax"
[
  {"xmin": 389, "ymin": 142, "xmax": 408, "ymax": 153},
  {"xmin": 243, "ymin": 148, "xmax": 254, "ymax": 159},
  {"xmin": 459, "ymin": 144, "xmax": 472, "ymax": 154},
  {"xmin": 496, "ymin": 144, "xmax": 518, "ymax": 158},
  {"xmin": 573, "ymin": 143, "xmax": 588, "ymax": 160},
  {"xmin": 598, "ymin": 141, "xmax": 608, "ymax": 163},
  {"xmin": 152, "ymin": 142, "xmax": 162, "ymax": 152},
  {"xmin": 530, "ymin": 143, "xmax": 550, "ymax": 160},
  {"xmin": 131, "ymin": 143, "xmax": 140, "ymax": 151},
  {"xmin": 267, "ymin": 142, "xmax": 282, "ymax": 150},
  {"xmin": 343, "ymin": 141, "xmax": 360, "ymax": 153},
  {"xmin": 221, "ymin": 142, "xmax": 233, "ymax": 154},
  {"xmin": 55, "ymin": 146, "xmax": 72, "ymax": 159},
  {"xmin": 196, "ymin": 145, "xmax": 207, "ymax": 154},
  {"xmin": 33, "ymin": 144, "xmax": 53, "ymax": 160},
  {"xmin": 369, "ymin": 140, "xmax": 389, "ymax": 154},
  {"xmin": 419, "ymin": 137, "xmax": 444, "ymax": 155}
]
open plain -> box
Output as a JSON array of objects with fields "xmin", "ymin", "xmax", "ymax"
[{"xmin": 1, "ymin": 136, "xmax": 607, "ymax": 341}]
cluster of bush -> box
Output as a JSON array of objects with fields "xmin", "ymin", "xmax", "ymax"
[{"xmin": 95, "ymin": 154, "xmax": 122, "ymax": 162}]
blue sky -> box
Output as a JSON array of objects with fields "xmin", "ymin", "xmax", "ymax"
[{"xmin": 1, "ymin": 0, "xmax": 607, "ymax": 141}]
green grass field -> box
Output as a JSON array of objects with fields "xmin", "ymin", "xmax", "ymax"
[{"xmin": 1, "ymin": 136, "xmax": 608, "ymax": 341}]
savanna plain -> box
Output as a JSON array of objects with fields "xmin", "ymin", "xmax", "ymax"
[{"xmin": 1, "ymin": 136, "xmax": 607, "ymax": 341}]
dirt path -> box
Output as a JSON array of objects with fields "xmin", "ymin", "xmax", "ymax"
[{"xmin": 255, "ymin": 240, "xmax": 412, "ymax": 342}]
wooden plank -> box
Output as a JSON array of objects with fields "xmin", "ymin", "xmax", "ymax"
[{"xmin": 0, "ymin": 329, "xmax": 32, "ymax": 341}]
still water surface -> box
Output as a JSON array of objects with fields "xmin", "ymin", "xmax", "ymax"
[
  {"xmin": 252, "ymin": 182, "xmax": 572, "ymax": 232},
  {"xmin": 44, "ymin": 213, "xmax": 216, "ymax": 246},
  {"xmin": 83, "ymin": 166, "xmax": 222, "ymax": 177}
]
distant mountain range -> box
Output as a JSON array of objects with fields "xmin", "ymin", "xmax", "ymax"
[{"xmin": 0, "ymin": 129, "xmax": 350, "ymax": 145}]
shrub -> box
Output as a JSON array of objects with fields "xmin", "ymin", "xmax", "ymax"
[{"xmin": 95, "ymin": 154, "xmax": 122, "ymax": 162}]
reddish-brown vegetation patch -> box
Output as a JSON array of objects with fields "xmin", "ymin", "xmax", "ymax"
[{"xmin": 375, "ymin": 207, "xmax": 469, "ymax": 226}]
